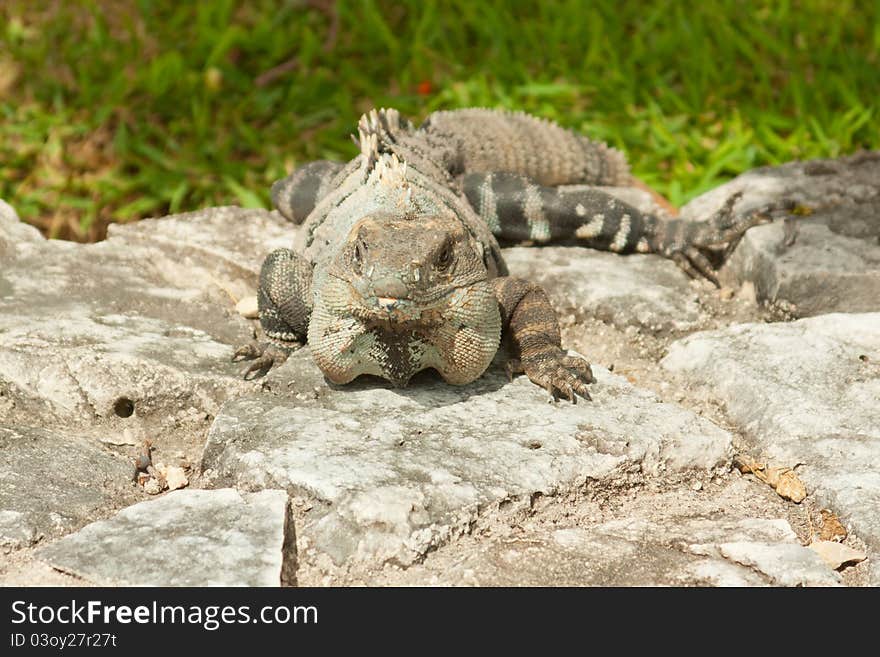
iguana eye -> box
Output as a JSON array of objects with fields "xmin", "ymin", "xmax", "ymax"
[
  {"xmin": 354, "ymin": 237, "xmax": 367, "ymax": 267},
  {"xmin": 435, "ymin": 244, "xmax": 453, "ymax": 270}
]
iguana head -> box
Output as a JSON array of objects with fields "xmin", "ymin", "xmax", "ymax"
[
  {"xmin": 308, "ymin": 210, "xmax": 502, "ymax": 387},
  {"xmin": 337, "ymin": 211, "xmax": 488, "ymax": 325}
]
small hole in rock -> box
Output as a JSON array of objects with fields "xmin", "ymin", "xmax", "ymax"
[
  {"xmin": 528, "ymin": 441, "xmax": 542, "ymax": 450},
  {"xmin": 114, "ymin": 397, "xmax": 135, "ymax": 418}
]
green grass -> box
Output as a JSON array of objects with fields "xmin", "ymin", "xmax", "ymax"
[{"xmin": 1, "ymin": 0, "xmax": 878, "ymax": 240}]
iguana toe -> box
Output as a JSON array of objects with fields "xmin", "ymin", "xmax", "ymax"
[
  {"xmin": 232, "ymin": 341, "xmax": 262, "ymax": 362},
  {"xmin": 233, "ymin": 341, "xmax": 293, "ymax": 380},
  {"xmin": 523, "ymin": 350, "xmax": 593, "ymax": 403},
  {"xmin": 671, "ymin": 248, "xmax": 720, "ymax": 287}
]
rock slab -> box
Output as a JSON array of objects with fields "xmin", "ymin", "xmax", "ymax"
[
  {"xmin": 662, "ymin": 312, "xmax": 880, "ymax": 583},
  {"xmin": 399, "ymin": 517, "xmax": 840, "ymax": 587},
  {"xmin": 0, "ymin": 425, "xmax": 137, "ymax": 550},
  {"xmin": 3, "ymin": 150, "xmax": 877, "ymax": 588},
  {"xmin": 504, "ymin": 247, "xmax": 705, "ymax": 334},
  {"xmin": 202, "ymin": 353, "xmax": 733, "ymax": 571},
  {"xmin": 0, "ymin": 206, "xmax": 290, "ymax": 436},
  {"xmin": 37, "ymin": 488, "xmax": 290, "ymax": 586}
]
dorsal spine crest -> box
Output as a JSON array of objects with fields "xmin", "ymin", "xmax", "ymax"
[{"xmin": 358, "ymin": 107, "xmax": 413, "ymax": 180}]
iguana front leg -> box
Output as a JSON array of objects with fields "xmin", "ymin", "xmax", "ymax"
[
  {"xmin": 492, "ymin": 277, "xmax": 594, "ymax": 403},
  {"xmin": 233, "ymin": 248, "xmax": 313, "ymax": 379}
]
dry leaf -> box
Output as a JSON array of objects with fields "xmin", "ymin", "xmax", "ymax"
[
  {"xmin": 733, "ymin": 455, "xmax": 806, "ymax": 502},
  {"xmin": 773, "ymin": 469, "xmax": 806, "ymax": 503},
  {"xmin": 761, "ymin": 466, "xmax": 780, "ymax": 486},
  {"xmin": 817, "ymin": 510, "xmax": 847, "ymax": 542},
  {"xmin": 733, "ymin": 455, "xmax": 763, "ymax": 474}
]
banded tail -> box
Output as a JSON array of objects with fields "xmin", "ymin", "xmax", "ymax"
[
  {"xmin": 464, "ymin": 171, "xmax": 791, "ymax": 285},
  {"xmin": 271, "ymin": 160, "xmax": 345, "ymax": 224}
]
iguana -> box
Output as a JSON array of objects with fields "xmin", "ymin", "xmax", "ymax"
[{"xmin": 234, "ymin": 107, "xmax": 789, "ymax": 401}]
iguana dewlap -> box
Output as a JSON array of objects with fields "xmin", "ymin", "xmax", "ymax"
[{"xmin": 235, "ymin": 108, "xmax": 788, "ymax": 401}]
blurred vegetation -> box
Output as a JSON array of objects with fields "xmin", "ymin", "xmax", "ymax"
[{"xmin": 0, "ymin": 0, "xmax": 878, "ymax": 241}]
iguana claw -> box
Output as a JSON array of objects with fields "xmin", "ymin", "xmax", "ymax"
[
  {"xmin": 519, "ymin": 351, "xmax": 594, "ymax": 403},
  {"xmin": 232, "ymin": 341, "xmax": 293, "ymax": 380}
]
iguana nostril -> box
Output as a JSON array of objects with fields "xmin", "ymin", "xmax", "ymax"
[{"xmin": 370, "ymin": 275, "xmax": 408, "ymax": 299}]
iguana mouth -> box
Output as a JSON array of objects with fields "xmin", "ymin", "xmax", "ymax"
[
  {"xmin": 376, "ymin": 296, "xmax": 405, "ymax": 310},
  {"xmin": 351, "ymin": 292, "xmax": 447, "ymax": 330},
  {"xmin": 359, "ymin": 302, "xmax": 441, "ymax": 333}
]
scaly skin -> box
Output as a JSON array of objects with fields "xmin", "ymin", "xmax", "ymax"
[{"xmin": 234, "ymin": 107, "xmax": 792, "ymax": 400}]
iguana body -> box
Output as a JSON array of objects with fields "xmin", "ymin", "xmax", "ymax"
[{"xmin": 235, "ymin": 107, "xmax": 786, "ymax": 400}]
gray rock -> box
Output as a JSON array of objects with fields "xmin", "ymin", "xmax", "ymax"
[
  {"xmin": 661, "ymin": 312, "xmax": 880, "ymax": 583},
  {"xmin": 504, "ymin": 247, "xmax": 704, "ymax": 334},
  {"xmin": 725, "ymin": 221, "xmax": 880, "ymax": 317},
  {"xmin": 682, "ymin": 152, "xmax": 880, "ymax": 316},
  {"xmin": 3, "ymin": 147, "xmax": 874, "ymax": 589},
  {"xmin": 373, "ymin": 515, "xmax": 839, "ymax": 586},
  {"xmin": 37, "ymin": 488, "xmax": 290, "ymax": 586},
  {"xmin": 0, "ymin": 425, "xmax": 138, "ymax": 550},
  {"xmin": 202, "ymin": 354, "xmax": 733, "ymax": 571},
  {"xmin": 0, "ymin": 206, "xmax": 290, "ymax": 436},
  {"xmin": 0, "ymin": 198, "xmax": 17, "ymax": 225},
  {"xmin": 360, "ymin": 473, "xmax": 858, "ymax": 587},
  {"xmin": 708, "ymin": 541, "xmax": 840, "ymax": 587},
  {"xmin": 0, "ymin": 199, "xmax": 43, "ymax": 260}
]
